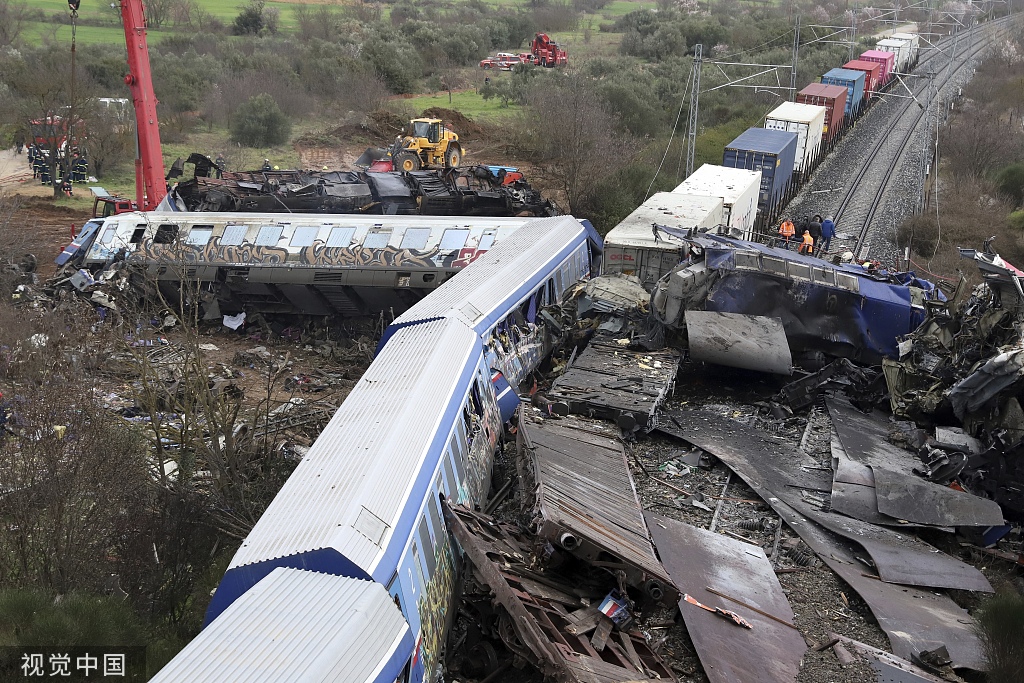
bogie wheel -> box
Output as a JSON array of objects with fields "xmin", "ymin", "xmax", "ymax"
[
  {"xmin": 395, "ymin": 152, "xmax": 421, "ymax": 172},
  {"xmin": 444, "ymin": 144, "xmax": 462, "ymax": 168}
]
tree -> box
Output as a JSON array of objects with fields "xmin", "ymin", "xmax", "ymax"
[
  {"xmin": 82, "ymin": 104, "xmax": 134, "ymax": 178},
  {"xmin": 232, "ymin": 0, "xmax": 276, "ymax": 35},
  {"xmin": 229, "ymin": 93, "xmax": 291, "ymax": 147},
  {"xmin": 143, "ymin": 0, "xmax": 176, "ymax": 29},
  {"xmin": 0, "ymin": 0, "xmax": 29, "ymax": 48}
]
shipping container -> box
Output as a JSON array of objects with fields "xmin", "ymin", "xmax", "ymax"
[
  {"xmin": 673, "ymin": 164, "xmax": 761, "ymax": 240},
  {"xmin": 890, "ymin": 32, "xmax": 920, "ymax": 64},
  {"xmin": 604, "ymin": 192, "xmax": 724, "ymax": 285},
  {"xmin": 821, "ymin": 68, "xmax": 866, "ymax": 116},
  {"xmin": 764, "ymin": 102, "xmax": 826, "ymax": 174},
  {"xmin": 843, "ymin": 59, "xmax": 882, "ymax": 97},
  {"xmin": 796, "ymin": 83, "xmax": 848, "ymax": 139},
  {"xmin": 877, "ymin": 38, "xmax": 911, "ymax": 72},
  {"xmin": 722, "ymin": 127, "xmax": 798, "ymax": 214},
  {"xmin": 859, "ymin": 49, "xmax": 895, "ymax": 85}
]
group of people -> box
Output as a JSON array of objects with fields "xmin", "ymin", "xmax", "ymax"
[
  {"xmin": 777, "ymin": 214, "xmax": 835, "ymax": 256},
  {"xmin": 26, "ymin": 144, "xmax": 89, "ymax": 196}
]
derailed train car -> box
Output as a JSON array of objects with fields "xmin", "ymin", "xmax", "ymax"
[
  {"xmin": 73, "ymin": 212, "xmax": 543, "ymax": 316},
  {"xmin": 151, "ymin": 216, "xmax": 603, "ymax": 683}
]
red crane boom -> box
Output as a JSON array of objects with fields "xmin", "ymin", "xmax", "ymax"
[{"xmin": 118, "ymin": 0, "xmax": 165, "ymax": 210}]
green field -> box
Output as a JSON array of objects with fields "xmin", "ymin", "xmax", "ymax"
[{"xmin": 400, "ymin": 89, "xmax": 522, "ymax": 122}]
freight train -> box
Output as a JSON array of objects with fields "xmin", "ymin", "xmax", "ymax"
[
  {"xmin": 150, "ymin": 216, "xmax": 603, "ymax": 682},
  {"xmin": 603, "ymin": 31, "xmax": 924, "ymax": 287}
]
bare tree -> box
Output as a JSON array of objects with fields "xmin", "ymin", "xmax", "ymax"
[
  {"xmin": 143, "ymin": 0, "xmax": 176, "ymax": 28},
  {"xmin": 0, "ymin": 0, "xmax": 29, "ymax": 48},
  {"xmin": 82, "ymin": 103, "xmax": 135, "ymax": 178}
]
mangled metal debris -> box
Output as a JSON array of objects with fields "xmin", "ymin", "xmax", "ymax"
[
  {"xmin": 517, "ymin": 413, "xmax": 677, "ymax": 606},
  {"xmin": 684, "ymin": 311, "xmax": 792, "ymax": 375},
  {"xmin": 650, "ymin": 232, "xmax": 946, "ymax": 369},
  {"xmin": 166, "ymin": 154, "xmax": 557, "ymax": 217},
  {"xmin": 829, "ymin": 634, "xmax": 961, "ymax": 683},
  {"xmin": 443, "ymin": 502, "xmax": 676, "ymax": 683},
  {"xmin": 545, "ymin": 341, "xmax": 680, "ymax": 432},
  {"xmin": 646, "ymin": 512, "xmax": 805, "ymax": 683}
]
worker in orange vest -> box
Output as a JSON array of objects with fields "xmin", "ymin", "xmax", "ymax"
[
  {"xmin": 798, "ymin": 229, "xmax": 814, "ymax": 255},
  {"xmin": 778, "ymin": 218, "xmax": 796, "ymax": 249}
]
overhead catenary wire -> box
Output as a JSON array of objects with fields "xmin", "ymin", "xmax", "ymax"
[{"xmin": 645, "ymin": 66, "xmax": 692, "ymax": 200}]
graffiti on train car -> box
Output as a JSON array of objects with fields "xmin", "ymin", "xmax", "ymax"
[
  {"xmin": 130, "ymin": 237, "xmax": 491, "ymax": 269},
  {"xmin": 413, "ymin": 532, "xmax": 457, "ymax": 681}
]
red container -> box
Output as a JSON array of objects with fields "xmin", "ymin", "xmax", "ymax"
[
  {"xmin": 859, "ymin": 49, "xmax": 895, "ymax": 85},
  {"xmin": 843, "ymin": 60, "xmax": 882, "ymax": 97},
  {"xmin": 796, "ymin": 83, "xmax": 848, "ymax": 139}
]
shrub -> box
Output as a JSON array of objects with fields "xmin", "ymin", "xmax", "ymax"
[
  {"xmin": 996, "ymin": 162, "xmax": 1024, "ymax": 206},
  {"xmin": 974, "ymin": 591, "xmax": 1024, "ymax": 681},
  {"xmin": 229, "ymin": 93, "xmax": 292, "ymax": 147}
]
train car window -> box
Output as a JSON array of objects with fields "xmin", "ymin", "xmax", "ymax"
[
  {"xmin": 326, "ymin": 226, "xmax": 356, "ymax": 247},
  {"xmin": 185, "ymin": 226, "xmax": 214, "ymax": 246},
  {"xmin": 448, "ymin": 442, "xmax": 467, "ymax": 489},
  {"xmin": 400, "ymin": 228, "xmax": 431, "ymax": 250},
  {"xmin": 813, "ymin": 267, "xmax": 836, "ymax": 286},
  {"xmin": 410, "ymin": 541, "xmax": 427, "ymax": 592},
  {"xmin": 788, "ymin": 263, "xmax": 812, "ymax": 281},
  {"xmin": 547, "ymin": 278, "xmax": 555, "ymax": 303},
  {"xmin": 417, "ymin": 518, "xmax": 437, "ymax": 575},
  {"xmin": 255, "ymin": 226, "xmax": 283, "ymax": 246},
  {"xmin": 453, "ymin": 421, "xmax": 469, "ymax": 466},
  {"xmin": 470, "ymin": 383, "xmax": 483, "ymax": 417},
  {"xmin": 221, "ymin": 224, "xmax": 247, "ymax": 246},
  {"xmin": 290, "ymin": 226, "xmax": 320, "ymax": 247},
  {"xmin": 428, "ymin": 485, "xmax": 444, "ymax": 536},
  {"xmin": 441, "ymin": 451, "xmax": 456, "ymax": 496},
  {"xmin": 363, "ymin": 230, "xmax": 392, "ymax": 249},
  {"xmin": 478, "ymin": 233, "xmax": 496, "ymax": 250},
  {"xmin": 154, "ymin": 224, "xmax": 179, "ymax": 244},
  {"xmin": 439, "ymin": 229, "xmax": 469, "ymax": 250},
  {"xmin": 99, "ymin": 226, "xmax": 117, "ymax": 245},
  {"xmin": 129, "ymin": 226, "xmax": 146, "ymax": 244}
]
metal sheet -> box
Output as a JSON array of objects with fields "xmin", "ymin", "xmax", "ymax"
[
  {"xmin": 830, "ymin": 635, "xmax": 954, "ymax": 683},
  {"xmin": 770, "ymin": 499, "xmax": 985, "ymax": 671},
  {"xmin": 827, "ymin": 397, "xmax": 1004, "ymax": 527},
  {"xmin": 658, "ymin": 410, "xmax": 991, "ymax": 592},
  {"xmin": 547, "ymin": 341, "xmax": 681, "ymax": 432},
  {"xmin": 520, "ymin": 415, "xmax": 677, "ymax": 606},
  {"xmin": 645, "ymin": 513, "xmax": 805, "ymax": 683},
  {"xmin": 684, "ymin": 311, "xmax": 793, "ymax": 375}
]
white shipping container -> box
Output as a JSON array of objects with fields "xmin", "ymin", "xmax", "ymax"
[
  {"xmin": 890, "ymin": 32, "xmax": 920, "ymax": 63},
  {"xmin": 605, "ymin": 192, "xmax": 724, "ymax": 286},
  {"xmin": 764, "ymin": 102, "xmax": 826, "ymax": 174},
  {"xmin": 877, "ymin": 38, "xmax": 911, "ymax": 72},
  {"xmin": 673, "ymin": 164, "xmax": 761, "ymax": 240}
]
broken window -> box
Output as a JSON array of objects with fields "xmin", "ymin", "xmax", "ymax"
[
  {"xmin": 326, "ymin": 226, "xmax": 355, "ymax": 247},
  {"xmin": 130, "ymin": 227, "xmax": 146, "ymax": 244},
  {"xmin": 439, "ymin": 229, "xmax": 469, "ymax": 251},
  {"xmin": 400, "ymin": 228, "xmax": 431, "ymax": 250},
  {"xmin": 441, "ymin": 452, "xmax": 456, "ymax": 497},
  {"xmin": 186, "ymin": 226, "xmax": 214, "ymax": 246},
  {"xmin": 290, "ymin": 226, "xmax": 320, "ymax": 247},
  {"xmin": 255, "ymin": 226, "xmax": 283, "ymax": 246},
  {"xmin": 813, "ymin": 267, "xmax": 836, "ymax": 286},
  {"xmin": 418, "ymin": 518, "xmax": 437, "ymax": 575},
  {"xmin": 99, "ymin": 226, "xmax": 117, "ymax": 245},
  {"xmin": 154, "ymin": 224, "xmax": 179, "ymax": 244},
  {"xmin": 363, "ymin": 230, "xmax": 391, "ymax": 249},
  {"xmin": 221, "ymin": 224, "xmax": 247, "ymax": 246}
]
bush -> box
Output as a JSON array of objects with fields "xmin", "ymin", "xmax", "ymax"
[
  {"xmin": 996, "ymin": 162, "xmax": 1024, "ymax": 206},
  {"xmin": 229, "ymin": 93, "xmax": 292, "ymax": 147},
  {"xmin": 974, "ymin": 591, "xmax": 1024, "ymax": 681}
]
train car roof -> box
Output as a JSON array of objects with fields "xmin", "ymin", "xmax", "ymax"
[
  {"xmin": 207, "ymin": 318, "xmax": 479, "ymax": 620},
  {"xmin": 384, "ymin": 216, "xmax": 600, "ymax": 340},
  {"xmin": 153, "ymin": 568, "xmax": 412, "ymax": 683},
  {"xmin": 97, "ymin": 210, "xmax": 535, "ymax": 228}
]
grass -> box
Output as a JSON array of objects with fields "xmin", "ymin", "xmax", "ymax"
[{"xmin": 396, "ymin": 89, "xmax": 522, "ymax": 122}]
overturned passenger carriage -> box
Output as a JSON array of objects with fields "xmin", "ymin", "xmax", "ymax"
[{"xmin": 77, "ymin": 211, "xmax": 545, "ymax": 316}]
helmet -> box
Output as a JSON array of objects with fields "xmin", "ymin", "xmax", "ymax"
[
  {"xmin": 273, "ymin": 165, "xmax": 280, "ymax": 170},
  {"xmin": 322, "ymin": 166, "xmax": 329, "ymax": 171}
]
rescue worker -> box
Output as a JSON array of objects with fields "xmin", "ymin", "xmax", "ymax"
[
  {"xmin": 262, "ymin": 159, "xmax": 272, "ymax": 171},
  {"xmin": 820, "ymin": 215, "xmax": 836, "ymax": 254},
  {"xmin": 808, "ymin": 215, "xmax": 823, "ymax": 255},
  {"xmin": 778, "ymin": 217, "xmax": 796, "ymax": 249},
  {"xmin": 28, "ymin": 145, "xmax": 38, "ymax": 176},
  {"xmin": 798, "ymin": 229, "xmax": 814, "ymax": 255},
  {"xmin": 71, "ymin": 153, "xmax": 87, "ymax": 183},
  {"xmin": 215, "ymin": 154, "xmax": 225, "ymax": 179}
]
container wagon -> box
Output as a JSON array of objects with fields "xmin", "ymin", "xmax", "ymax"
[
  {"xmin": 859, "ymin": 49, "xmax": 895, "ymax": 86},
  {"xmin": 603, "ymin": 192, "xmax": 724, "ymax": 286},
  {"xmin": 764, "ymin": 102, "xmax": 827, "ymax": 174},
  {"xmin": 843, "ymin": 60, "xmax": 882, "ymax": 99},
  {"xmin": 877, "ymin": 38, "xmax": 912, "ymax": 72},
  {"xmin": 796, "ymin": 83, "xmax": 848, "ymax": 142},
  {"xmin": 890, "ymin": 32, "xmax": 921, "ymax": 66},
  {"xmin": 672, "ymin": 164, "xmax": 761, "ymax": 241},
  {"xmin": 723, "ymin": 127, "xmax": 798, "ymax": 227},
  {"xmin": 821, "ymin": 68, "xmax": 866, "ymax": 116}
]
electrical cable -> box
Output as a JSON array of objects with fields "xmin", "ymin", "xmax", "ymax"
[{"xmin": 646, "ymin": 67, "xmax": 692, "ymax": 200}]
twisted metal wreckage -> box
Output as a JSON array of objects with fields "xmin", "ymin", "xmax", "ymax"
[{"xmin": 163, "ymin": 154, "xmax": 556, "ymax": 217}]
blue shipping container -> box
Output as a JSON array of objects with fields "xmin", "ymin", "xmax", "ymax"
[
  {"xmin": 722, "ymin": 128, "xmax": 798, "ymax": 210},
  {"xmin": 821, "ymin": 68, "xmax": 866, "ymax": 116}
]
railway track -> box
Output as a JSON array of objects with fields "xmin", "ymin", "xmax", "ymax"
[{"xmin": 832, "ymin": 15, "xmax": 1017, "ymax": 260}]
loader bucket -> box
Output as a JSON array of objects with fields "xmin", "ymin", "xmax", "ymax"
[
  {"xmin": 355, "ymin": 147, "xmax": 388, "ymax": 168},
  {"xmin": 368, "ymin": 158, "xmax": 394, "ymax": 173}
]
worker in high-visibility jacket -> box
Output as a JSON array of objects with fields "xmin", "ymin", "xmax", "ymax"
[
  {"xmin": 798, "ymin": 229, "xmax": 814, "ymax": 255},
  {"xmin": 778, "ymin": 218, "xmax": 796, "ymax": 249}
]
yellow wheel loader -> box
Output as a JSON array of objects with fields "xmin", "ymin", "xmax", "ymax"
[{"xmin": 357, "ymin": 118, "xmax": 463, "ymax": 173}]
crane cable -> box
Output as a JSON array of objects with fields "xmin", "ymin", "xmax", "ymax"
[{"xmin": 67, "ymin": 1, "xmax": 80, "ymax": 185}]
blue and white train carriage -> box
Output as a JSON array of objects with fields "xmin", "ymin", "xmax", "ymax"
[{"xmin": 151, "ymin": 216, "xmax": 602, "ymax": 683}]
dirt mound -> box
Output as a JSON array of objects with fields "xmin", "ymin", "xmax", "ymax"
[
  {"xmin": 363, "ymin": 110, "xmax": 406, "ymax": 142},
  {"xmin": 421, "ymin": 107, "xmax": 487, "ymax": 140}
]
